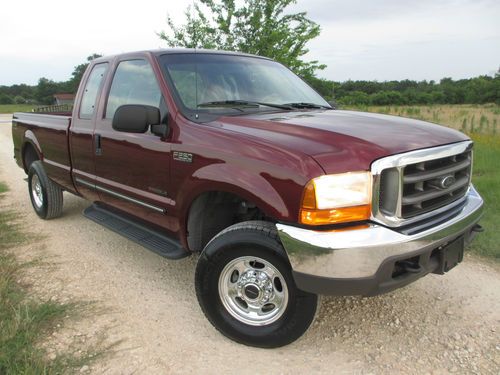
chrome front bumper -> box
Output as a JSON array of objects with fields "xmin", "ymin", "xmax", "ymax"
[{"xmin": 276, "ymin": 186, "xmax": 484, "ymax": 296}]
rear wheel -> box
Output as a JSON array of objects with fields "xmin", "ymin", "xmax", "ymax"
[
  {"xmin": 195, "ymin": 221, "xmax": 318, "ymax": 348},
  {"xmin": 28, "ymin": 161, "xmax": 63, "ymax": 219}
]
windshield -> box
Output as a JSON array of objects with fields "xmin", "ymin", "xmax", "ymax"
[{"xmin": 159, "ymin": 53, "xmax": 330, "ymax": 113}]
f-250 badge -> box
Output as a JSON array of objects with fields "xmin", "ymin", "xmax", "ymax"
[{"xmin": 173, "ymin": 151, "xmax": 193, "ymax": 163}]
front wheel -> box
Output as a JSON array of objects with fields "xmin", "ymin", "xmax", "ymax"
[{"xmin": 195, "ymin": 221, "xmax": 318, "ymax": 348}]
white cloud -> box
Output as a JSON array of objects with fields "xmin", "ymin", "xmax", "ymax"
[
  {"xmin": 1, "ymin": 0, "xmax": 499, "ymax": 85},
  {"xmin": 0, "ymin": 0, "xmax": 187, "ymax": 84},
  {"xmin": 298, "ymin": 0, "xmax": 500, "ymax": 80}
]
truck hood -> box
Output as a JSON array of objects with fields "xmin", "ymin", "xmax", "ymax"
[{"xmin": 215, "ymin": 110, "xmax": 469, "ymax": 174}]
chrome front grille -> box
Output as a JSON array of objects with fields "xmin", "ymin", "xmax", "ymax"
[
  {"xmin": 400, "ymin": 151, "xmax": 471, "ymax": 218},
  {"xmin": 372, "ymin": 141, "xmax": 473, "ymax": 227}
]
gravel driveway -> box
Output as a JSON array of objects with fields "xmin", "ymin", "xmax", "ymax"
[{"xmin": 0, "ymin": 122, "xmax": 498, "ymax": 374}]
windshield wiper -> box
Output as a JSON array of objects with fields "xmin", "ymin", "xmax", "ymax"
[
  {"xmin": 283, "ymin": 102, "xmax": 333, "ymax": 109},
  {"xmin": 197, "ymin": 100, "xmax": 293, "ymax": 110}
]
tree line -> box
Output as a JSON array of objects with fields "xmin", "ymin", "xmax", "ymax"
[
  {"xmin": 0, "ymin": 54, "xmax": 101, "ymax": 105},
  {"xmin": 2, "ymin": 72, "xmax": 498, "ymax": 107},
  {"xmin": 307, "ymin": 74, "xmax": 500, "ymax": 106},
  {"xmin": 1, "ymin": 0, "xmax": 498, "ymax": 107}
]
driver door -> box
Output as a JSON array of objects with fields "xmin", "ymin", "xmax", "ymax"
[{"xmin": 93, "ymin": 57, "xmax": 175, "ymax": 233}]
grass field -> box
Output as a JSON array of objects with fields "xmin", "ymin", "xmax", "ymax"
[
  {"xmin": 0, "ymin": 183, "xmax": 100, "ymax": 373},
  {"xmin": 0, "ymin": 104, "xmax": 37, "ymax": 113},
  {"xmin": 351, "ymin": 104, "xmax": 499, "ymax": 134},
  {"xmin": 350, "ymin": 104, "xmax": 500, "ymax": 260}
]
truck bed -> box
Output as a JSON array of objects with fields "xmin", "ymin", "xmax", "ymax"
[{"xmin": 12, "ymin": 112, "xmax": 74, "ymax": 190}]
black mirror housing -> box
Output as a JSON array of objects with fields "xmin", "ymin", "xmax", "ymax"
[
  {"xmin": 151, "ymin": 123, "xmax": 169, "ymax": 138},
  {"xmin": 112, "ymin": 105, "xmax": 160, "ymax": 133}
]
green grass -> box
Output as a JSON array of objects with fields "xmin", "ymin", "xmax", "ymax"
[
  {"xmin": 0, "ymin": 255, "xmax": 70, "ymax": 373},
  {"xmin": 0, "ymin": 104, "xmax": 37, "ymax": 114},
  {"xmin": 468, "ymin": 134, "xmax": 500, "ymax": 259},
  {"xmin": 0, "ymin": 182, "xmax": 101, "ymax": 374},
  {"xmin": 0, "ymin": 184, "xmax": 25, "ymax": 249},
  {"xmin": 351, "ymin": 104, "xmax": 500, "ymax": 260},
  {"xmin": 345, "ymin": 104, "xmax": 500, "ymax": 134}
]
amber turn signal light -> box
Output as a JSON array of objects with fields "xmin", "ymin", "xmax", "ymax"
[
  {"xmin": 299, "ymin": 205, "xmax": 371, "ymax": 225},
  {"xmin": 299, "ymin": 173, "xmax": 372, "ymax": 225}
]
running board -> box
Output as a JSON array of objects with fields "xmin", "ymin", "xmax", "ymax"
[{"xmin": 83, "ymin": 204, "xmax": 189, "ymax": 260}]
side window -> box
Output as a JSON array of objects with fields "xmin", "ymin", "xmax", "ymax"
[
  {"xmin": 105, "ymin": 60, "xmax": 162, "ymax": 119},
  {"xmin": 79, "ymin": 63, "xmax": 108, "ymax": 119}
]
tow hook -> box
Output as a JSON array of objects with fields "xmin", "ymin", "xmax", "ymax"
[
  {"xmin": 472, "ymin": 224, "xmax": 484, "ymax": 233},
  {"xmin": 396, "ymin": 260, "xmax": 423, "ymax": 274}
]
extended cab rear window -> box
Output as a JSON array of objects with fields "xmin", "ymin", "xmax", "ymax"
[{"xmin": 79, "ymin": 63, "xmax": 108, "ymax": 119}]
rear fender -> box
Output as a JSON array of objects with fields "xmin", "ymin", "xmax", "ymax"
[{"xmin": 22, "ymin": 131, "xmax": 43, "ymax": 171}]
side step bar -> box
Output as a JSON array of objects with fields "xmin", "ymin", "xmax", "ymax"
[{"xmin": 83, "ymin": 204, "xmax": 189, "ymax": 260}]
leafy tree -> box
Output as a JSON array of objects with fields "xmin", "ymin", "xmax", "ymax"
[
  {"xmin": 35, "ymin": 78, "xmax": 60, "ymax": 105},
  {"xmin": 306, "ymin": 76, "xmax": 335, "ymax": 100},
  {"xmin": 339, "ymin": 91, "xmax": 370, "ymax": 106},
  {"xmin": 0, "ymin": 93, "xmax": 13, "ymax": 104},
  {"xmin": 159, "ymin": 0, "xmax": 325, "ymax": 79},
  {"xmin": 430, "ymin": 91, "xmax": 445, "ymax": 104},
  {"xmin": 370, "ymin": 91, "xmax": 405, "ymax": 106},
  {"xmin": 14, "ymin": 96, "xmax": 26, "ymax": 104},
  {"xmin": 416, "ymin": 92, "xmax": 432, "ymax": 105}
]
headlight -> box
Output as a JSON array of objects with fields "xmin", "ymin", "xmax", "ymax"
[{"xmin": 300, "ymin": 171, "xmax": 372, "ymax": 225}]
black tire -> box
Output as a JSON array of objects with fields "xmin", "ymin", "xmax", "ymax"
[
  {"xmin": 28, "ymin": 160, "xmax": 63, "ymax": 219},
  {"xmin": 195, "ymin": 221, "xmax": 318, "ymax": 348}
]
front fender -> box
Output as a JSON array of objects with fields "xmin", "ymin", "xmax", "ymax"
[
  {"xmin": 180, "ymin": 163, "xmax": 291, "ymax": 220},
  {"xmin": 175, "ymin": 162, "xmax": 306, "ymax": 252}
]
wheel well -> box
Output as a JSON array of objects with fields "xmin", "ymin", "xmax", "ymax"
[
  {"xmin": 187, "ymin": 191, "xmax": 271, "ymax": 252},
  {"xmin": 23, "ymin": 143, "xmax": 39, "ymax": 172}
]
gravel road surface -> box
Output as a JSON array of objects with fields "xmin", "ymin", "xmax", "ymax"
[{"xmin": 0, "ymin": 118, "xmax": 499, "ymax": 374}]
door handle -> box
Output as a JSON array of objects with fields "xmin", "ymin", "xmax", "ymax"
[{"xmin": 95, "ymin": 134, "xmax": 102, "ymax": 156}]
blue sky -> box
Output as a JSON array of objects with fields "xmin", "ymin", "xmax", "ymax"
[{"xmin": 1, "ymin": 0, "xmax": 499, "ymax": 85}]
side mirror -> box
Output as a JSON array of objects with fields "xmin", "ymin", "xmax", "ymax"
[{"xmin": 112, "ymin": 105, "xmax": 160, "ymax": 133}]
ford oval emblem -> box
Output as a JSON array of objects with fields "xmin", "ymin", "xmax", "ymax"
[{"xmin": 440, "ymin": 175, "xmax": 456, "ymax": 189}]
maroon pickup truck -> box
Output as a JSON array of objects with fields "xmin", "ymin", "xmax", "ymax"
[{"xmin": 12, "ymin": 49, "xmax": 484, "ymax": 348}]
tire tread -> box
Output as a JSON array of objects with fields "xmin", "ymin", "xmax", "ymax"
[
  {"xmin": 195, "ymin": 220, "xmax": 317, "ymax": 348},
  {"xmin": 29, "ymin": 161, "xmax": 63, "ymax": 219}
]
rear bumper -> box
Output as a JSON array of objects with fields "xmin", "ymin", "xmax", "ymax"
[{"xmin": 276, "ymin": 186, "xmax": 484, "ymax": 296}]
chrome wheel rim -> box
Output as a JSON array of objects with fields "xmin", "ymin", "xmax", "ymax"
[
  {"xmin": 31, "ymin": 174, "xmax": 43, "ymax": 208},
  {"xmin": 218, "ymin": 256, "xmax": 289, "ymax": 326}
]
